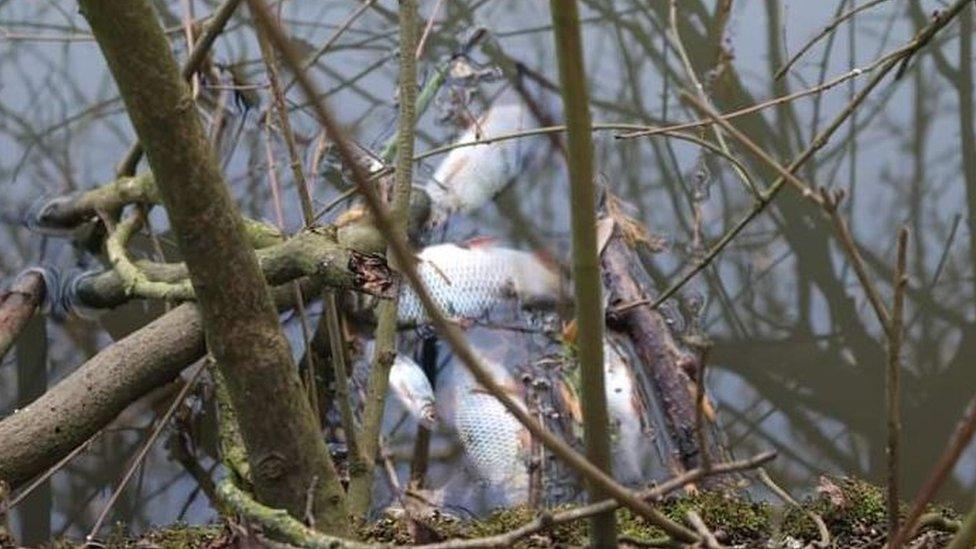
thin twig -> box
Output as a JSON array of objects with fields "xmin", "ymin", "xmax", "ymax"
[
  {"xmin": 757, "ymin": 468, "xmax": 830, "ymax": 548},
  {"xmin": 680, "ymin": 91, "xmax": 819, "ymax": 202},
  {"xmin": 324, "ymin": 291, "xmax": 360, "ymax": 461},
  {"xmin": 642, "ymin": 0, "xmax": 973, "ymax": 308},
  {"xmin": 116, "ymin": 0, "xmax": 244, "ymax": 176},
  {"xmin": 0, "ymin": 434, "xmax": 98, "ymax": 516},
  {"xmin": 686, "ymin": 510, "xmax": 720, "ymax": 549},
  {"xmin": 680, "ymin": 91, "xmax": 898, "ymax": 333},
  {"xmin": 86, "ymin": 359, "xmax": 208, "ymax": 542},
  {"xmin": 255, "ymin": 8, "xmax": 322, "ymax": 421},
  {"xmin": 887, "ymin": 394, "xmax": 976, "ymax": 548},
  {"xmin": 415, "ymin": 0, "xmax": 445, "ymax": 60},
  {"xmin": 775, "ymin": 0, "xmax": 893, "ymax": 80},
  {"xmin": 348, "ymin": 0, "xmax": 418, "ymax": 518},
  {"xmin": 550, "ymin": 0, "xmax": 617, "ymax": 545},
  {"xmin": 667, "ymin": 0, "xmax": 757, "ymax": 198},
  {"xmin": 886, "ymin": 227, "xmax": 908, "ymax": 536},
  {"xmin": 283, "ymin": 0, "xmax": 378, "ymax": 95}
]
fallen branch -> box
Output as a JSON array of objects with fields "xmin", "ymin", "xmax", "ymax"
[
  {"xmin": 0, "ymin": 279, "xmax": 318, "ymax": 489},
  {"xmin": 601, "ymin": 226, "xmax": 706, "ymax": 470},
  {"xmin": 0, "ymin": 303, "xmax": 204, "ymax": 488},
  {"xmin": 0, "ymin": 271, "xmax": 46, "ymax": 361}
]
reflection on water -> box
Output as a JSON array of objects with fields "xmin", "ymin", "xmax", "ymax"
[{"xmin": 2, "ymin": 0, "xmax": 976, "ymax": 543}]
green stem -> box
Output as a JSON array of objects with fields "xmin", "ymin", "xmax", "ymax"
[
  {"xmin": 216, "ymin": 480, "xmax": 375, "ymax": 549},
  {"xmin": 347, "ymin": 0, "xmax": 418, "ymax": 518},
  {"xmin": 324, "ymin": 291, "xmax": 361, "ymax": 464},
  {"xmin": 548, "ymin": 1, "xmax": 617, "ymax": 546},
  {"xmin": 379, "ymin": 60, "xmax": 448, "ymax": 163}
]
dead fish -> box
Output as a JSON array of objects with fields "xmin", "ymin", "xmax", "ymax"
[
  {"xmin": 453, "ymin": 358, "xmax": 529, "ymax": 500},
  {"xmin": 424, "ymin": 103, "xmax": 538, "ymax": 227},
  {"xmin": 398, "ymin": 239, "xmax": 560, "ymax": 324},
  {"xmin": 389, "ymin": 354, "xmax": 436, "ymax": 428},
  {"xmin": 604, "ymin": 337, "xmax": 650, "ymax": 482}
]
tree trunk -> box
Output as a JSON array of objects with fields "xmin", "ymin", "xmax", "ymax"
[{"xmin": 77, "ymin": 0, "xmax": 348, "ymax": 533}]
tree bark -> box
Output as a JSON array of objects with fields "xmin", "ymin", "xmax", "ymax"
[
  {"xmin": 602, "ymin": 229, "xmax": 705, "ymax": 471},
  {"xmin": 0, "ymin": 303, "xmax": 204, "ymax": 487},
  {"xmin": 0, "ymin": 272, "xmax": 46, "ymax": 362},
  {"xmin": 77, "ymin": 0, "xmax": 348, "ymax": 533}
]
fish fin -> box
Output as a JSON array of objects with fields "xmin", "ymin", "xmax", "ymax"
[
  {"xmin": 596, "ymin": 217, "xmax": 615, "ymax": 255},
  {"xmin": 530, "ymin": 248, "xmax": 560, "ymax": 273},
  {"xmin": 461, "ymin": 235, "xmax": 500, "ymax": 249}
]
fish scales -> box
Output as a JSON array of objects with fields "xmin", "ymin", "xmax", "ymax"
[
  {"xmin": 425, "ymin": 104, "xmax": 537, "ymax": 226},
  {"xmin": 397, "ymin": 242, "xmax": 559, "ymax": 324},
  {"xmin": 455, "ymin": 390, "xmax": 527, "ymax": 486},
  {"xmin": 448, "ymin": 356, "xmax": 530, "ymax": 501}
]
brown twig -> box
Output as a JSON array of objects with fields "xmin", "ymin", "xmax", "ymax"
[
  {"xmin": 757, "ymin": 468, "xmax": 830, "ymax": 548},
  {"xmin": 0, "ymin": 271, "xmax": 46, "ymax": 362},
  {"xmin": 887, "ymin": 394, "xmax": 976, "ymax": 548},
  {"xmin": 650, "ymin": 0, "xmax": 973, "ymax": 308},
  {"xmin": 774, "ymin": 0, "xmax": 893, "ymax": 80},
  {"xmin": 282, "ymin": 0, "xmax": 378, "ymax": 95},
  {"xmin": 415, "ymin": 0, "xmax": 445, "ymax": 60},
  {"xmin": 667, "ymin": 0, "xmax": 756, "ymax": 198},
  {"xmin": 686, "ymin": 510, "xmax": 720, "ymax": 549},
  {"xmin": 0, "ymin": 434, "xmax": 98, "ymax": 517},
  {"xmin": 115, "ymin": 0, "xmax": 244, "ymax": 176},
  {"xmin": 348, "ymin": 0, "xmax": 418, "ymax": 518},
  {"xmin": 256, "ymin": 11, "xmax": 322, "ymax": 421},
  {"xmin": 86, "ymin": 358, "xmax": 208, "ymax": 542},
  {"xmin": 886, "ymin": 227, "xmax": 908, "ymax": 536},
  {"xmin": 324, "ymin": 291, "xmax": 361, "ymax": 462}
]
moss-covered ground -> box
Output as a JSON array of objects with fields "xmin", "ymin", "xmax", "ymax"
[{"xmin": 4, "ymin": 477, "xmax": 962, "ymax": 548}]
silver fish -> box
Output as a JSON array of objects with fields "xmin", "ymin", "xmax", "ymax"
[
  {"xmin": 424, "ymin": 103, "xmax": 539, "ymax": 227},
  {"xmin": 388, "ymin": 354, "xmax": 436, "ymax": 428},
  {"xmin": 604, "ymin": 337, "xmax": 649, "ymax": 482},
  {"xmin": 397, "ymin": 240, "xmax": 560, "ymax": 324},
  {"xmin": 453, "ymin": 358, "xmax": 529, "ymax": 500}
]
